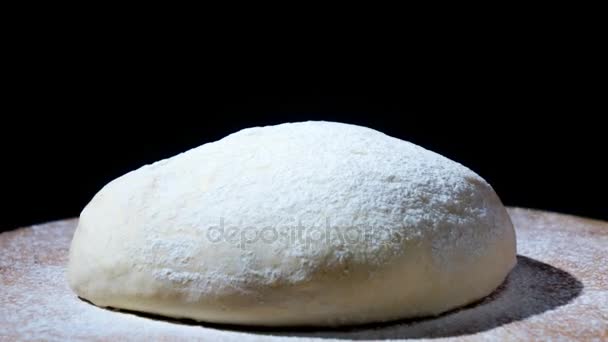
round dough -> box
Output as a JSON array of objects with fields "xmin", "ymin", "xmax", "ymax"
[{"xmin": 67, "ymin": 121, "xmax": 516, "ymax": 326}]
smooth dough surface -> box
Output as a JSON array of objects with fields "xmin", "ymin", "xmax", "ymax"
[{"xmin": 67, "ymin": 121, "xmax": 516, "ymax": 326}]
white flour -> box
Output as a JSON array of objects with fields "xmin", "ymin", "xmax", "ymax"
[{"xmin": 1, "ymin": 208, "xmax": 606, "ymax": 341}]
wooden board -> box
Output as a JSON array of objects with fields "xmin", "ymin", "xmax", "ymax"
[{"xmin": 1, "ymin": 208, "xmax": 607, "ymax": 341}]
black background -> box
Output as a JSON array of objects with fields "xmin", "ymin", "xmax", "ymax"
[
  {"xmin": 1, "ymin": 89, "xmax": 605, "ymax": 232},
  {"xmin": 0, "ymin": 0, "xmax": 605, "ymax": 233}
]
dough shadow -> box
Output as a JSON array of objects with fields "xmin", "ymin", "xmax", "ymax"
[{"xmin": 90, "ymin": 255, "xmax": 583, "ymax": 340}]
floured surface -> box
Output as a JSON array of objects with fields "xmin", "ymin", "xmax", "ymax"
[{"xmin": 1, "ymin": 207, "xmax": 607, "ymax": 341}]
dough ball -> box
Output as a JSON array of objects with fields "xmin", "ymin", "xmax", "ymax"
[{"xmin": 67, "ymin": 121, "xmax": 516, "ymax": 326}]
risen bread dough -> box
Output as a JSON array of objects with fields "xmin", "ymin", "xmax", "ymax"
[{"xmin": 68, "ymin": 121, "xmax": 516, "ymax": 326}]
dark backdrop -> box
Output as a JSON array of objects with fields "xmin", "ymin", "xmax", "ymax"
[{"xmin": 1, "ymin": 93, "xmax": 606, "ymax": 232}]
